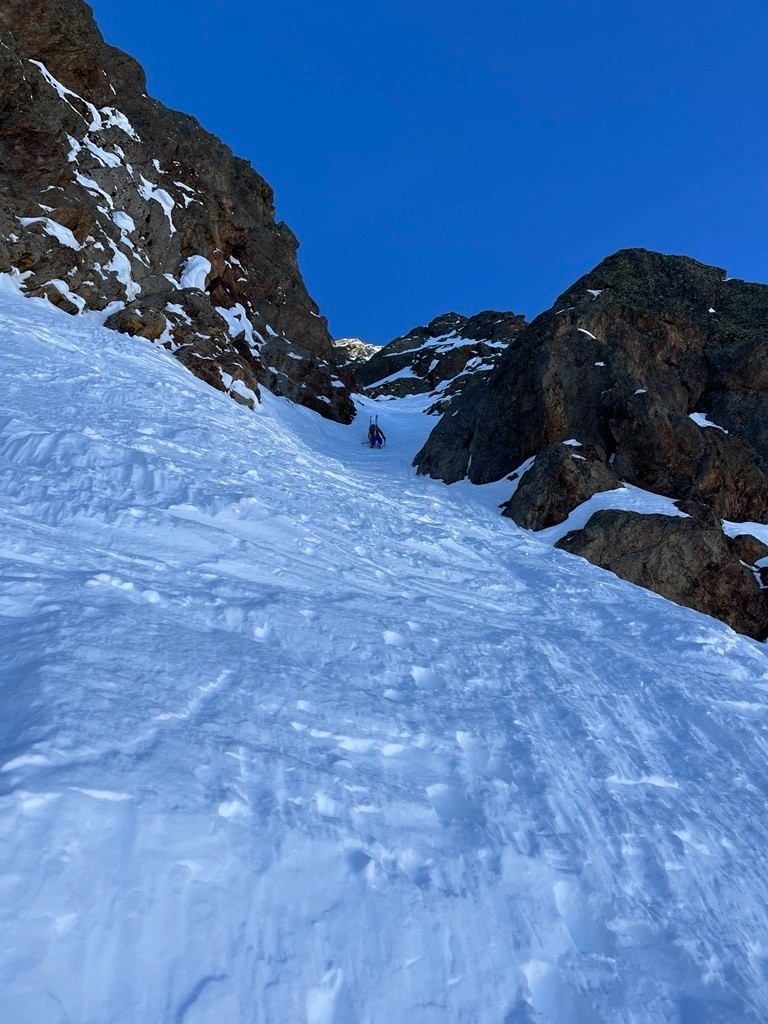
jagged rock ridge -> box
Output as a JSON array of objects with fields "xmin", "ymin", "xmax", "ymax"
[
  {"xmin": 0, "ymin": 0, "xmax": 354, "ymax": 422},
  {"xmin": 415, "ymin": 249, "xmax": 768, "ymax": 638},
  {"xmin": 355, "ymin": 310, "xmax": 526, "ymax": 412},
  {"xmin": 332, "ymin": 337, "xmax": 379, "ymax": 373}
]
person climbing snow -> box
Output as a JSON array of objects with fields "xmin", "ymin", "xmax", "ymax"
[{"xmin": 368, "ymin": 419, "xmax": 386, "ymax": 448}]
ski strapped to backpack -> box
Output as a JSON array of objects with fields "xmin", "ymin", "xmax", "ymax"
[{"xmin": 366, "ymin": 415, "xmax": 387, "ymax": 448}]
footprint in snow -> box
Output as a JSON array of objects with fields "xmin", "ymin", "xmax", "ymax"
[
  {"xmin": 344, "ymin": 848, "xmax": 372, "ymax": 873},
  {"xmin": 456, "ymin": 732, "xmax": 515, "ymax": 782},
  {"xmin": 456, "ymin": 732, "xmax": 490, "ymax": 772},
  {"xmin": 523, "ymin": 961, "xmax": 605, "ymax": 1024},
  {"xmin": 553, "ymin": 879, "xmax": 616, "ymax": 955},
  {"xmin": 217, "ymin": 798, "xmax": 250, "ymax": 821},
  {"xmin": 426, "ymin": 784, "xmax": 481, "ymax": 824},
  {"xmin": 306, "ymin": 967, "xmax": 353, "ymax": 1024},
  {"xmin": 382, "ymin": 630, "xmax": 407, "ymax": 648},
  {"xmin": 316, "ymin": 792, "xmax": 342, "ymax": 819},
  {"xmin": 411, "ymin": 665, "xmax": 439, "ymax": 690}
]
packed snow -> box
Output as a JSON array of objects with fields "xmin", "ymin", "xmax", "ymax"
[
  {"xmin": 217, "ymin": 302, "xmax": 261, "ymax": 354},
  {"xmin": 3, "ymin": 288, "xmax": 768, "ymax": 1023},
  {"xmin": 103, "ymin": 238, "xmax": 141, "ymax": 301},
  {"xmin": 180, "ymin": 255, "xmax": 212, "ymax": 292},
  {"xmin": 112, "ymin": 210, "xmax": 136, "ymax": 238},
  {"xmin": 18, "ymin": 216, "xmax": 81, "ymax": 251},
  {"xmin": 75, "ymin": 170, "xmax": 114, "ymax": 209},
  {"xmin": 137, "ymin": 175, "xmax": 176, "ymax": 234},
  {"xmin": 690, "ymin": 411, "xmax": 729, "ymax": 434}
]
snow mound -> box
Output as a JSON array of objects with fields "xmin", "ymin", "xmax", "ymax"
[{"xmin": 179, "ymin": 254, "xmax": 212, "ymax": 291}]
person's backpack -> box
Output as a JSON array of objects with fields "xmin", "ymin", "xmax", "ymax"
[{"xmin": 368, "ymin": 417, "xmax": 384, "ymax": 446}]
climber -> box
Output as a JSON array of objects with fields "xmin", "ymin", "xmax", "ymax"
[{"xmin": 368, "ymin": 418, "xmax": 386, "ymax": 448}]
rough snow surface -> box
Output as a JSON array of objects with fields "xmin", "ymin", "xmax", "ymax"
[{"xmin": 2, "ymin": 292, "xmax": 768, "ymax": 1023}]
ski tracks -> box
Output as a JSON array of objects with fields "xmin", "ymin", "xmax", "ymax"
[{"xmin": 3, "ymin": 295, "xmax": 768, "ymax": 1020}]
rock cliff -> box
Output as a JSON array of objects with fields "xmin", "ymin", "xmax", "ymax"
[
  {"xmin": 415, "ymin": 249, "xmax": 768, "ymax": 637},
  {"xmin": 355, "ymin": 310, "xmax": 526, "ymax": 412},
  {"xmin": 0, "ymin": 0, "xmax": 354, "ymax": 421}
]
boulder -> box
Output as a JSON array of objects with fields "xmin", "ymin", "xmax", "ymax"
[
  {"xmin": 502, "ymin": 443, "xmax": 621, "ymax": 530},
  {"xmin": 731, "ymin": 534, "xmax": 768, "ymax": 567},
  {"xmin": 607, "ymin": 389, "xmax": 706, "ymax": 497},
  {"xmin": 104, "ymin": 307, "xmax": 168, "ymax": 343},
  {"xmin": 556, "ymin": 510, "xmax": 768, "ymax": 640},
  {"xmin": 673, "ymin": 498, "xmax": 721, "ymax": 528},
  {"xmin": 694, "ymin": 428, "xmax": 768, "ymax": 522}
]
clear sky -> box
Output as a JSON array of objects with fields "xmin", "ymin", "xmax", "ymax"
[{"xmin": 88, "ymin": 0, "xmax": 766, "ymax": 344}]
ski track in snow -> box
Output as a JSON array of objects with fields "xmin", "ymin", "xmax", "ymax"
[{"xmin": 2, "ymin": 291, "xmax": 768, "ymax": 1022}]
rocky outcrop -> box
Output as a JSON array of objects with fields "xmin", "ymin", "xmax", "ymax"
[
  {"xmin": 607, "ymin": 391, "xmax": 768, "ymax": 522},
  {"xmin": 731, "ymin": 533, "xmax": 768, "ymax": 568},
  {"xmin": 0, "ymin": 0, "xmax": 354, "ymax": 422},
  {"xmin": 355, "ymin": 310, "xmax": 526, "ymax": 411},
  {"xmin": 502, "ymin": 443, "xmax": 621, "ymax": 531},
  {"xmin": 556, "ymin": 511, "xmax": 768, "ymax": 640},
  {"xmin": 415, "ymin": 249, "xmax": 768, "ymax": 635},
  {"xmin": 415, "ymin": 249, "xmax": 768, "ymax": 497},
  {"xmin": 332, "ymin": 337, "xmax": 379, "ymax": 373}
]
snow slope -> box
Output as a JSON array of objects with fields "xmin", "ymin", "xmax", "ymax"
[{"xmin": 2, "ymin": 288, "xmax": 768, "ymax": 1023}]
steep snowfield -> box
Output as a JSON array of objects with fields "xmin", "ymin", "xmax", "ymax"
[{"xmin": 3, "ymin": 288, "xmax": 768, "ymax": 1024}]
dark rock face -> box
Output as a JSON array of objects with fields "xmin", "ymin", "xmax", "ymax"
[
  {"xmin": 556, "ymin": 511, "xmax": 768, "ymax": 640},
  {"xmin": 0, "ymin": 0, "xmax": 354, "ymax": 423},
  {"xmin": 502, "ymin": 443, "xmax": 621, "ymax": 531},
  {"xmin": 355, "ymin": 310, "xmax": 526, "ymax": 411},
  {"xmin": 608, "ymin": 391, "xmax": 768, "ymax": 521},
  {"xmin": 415, "ymin": 248, "xmax": 768, "ymax": 635},
  {"xmin": 415, "ymin": 249, "xmax": 768, "ymax": 499},
  {"xmin": 731, "ymin": 533, "xmax": 768, "ymax": 568}
]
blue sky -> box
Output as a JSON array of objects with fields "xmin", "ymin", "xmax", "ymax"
[{"xmin": 89, "ymin": 0, "xmax": 766, "ymax": 344}]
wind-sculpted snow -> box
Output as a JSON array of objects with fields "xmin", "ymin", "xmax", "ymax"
[{"xmin": 2, "ymin": 291, "xmax": 768, "ymax": 1023}]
